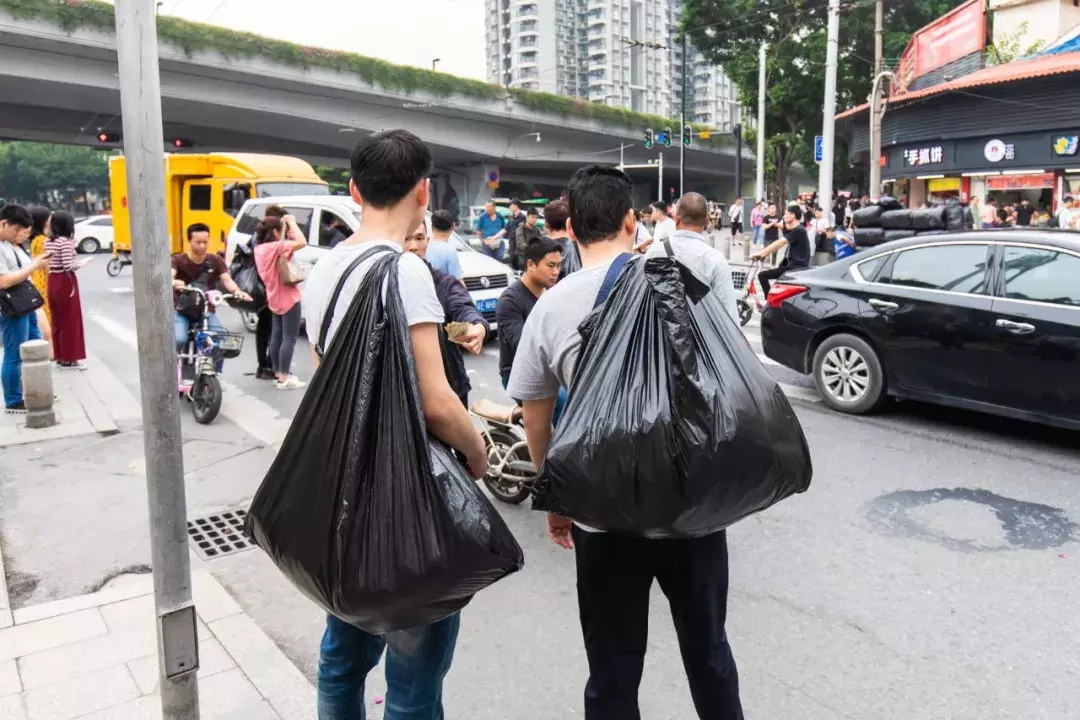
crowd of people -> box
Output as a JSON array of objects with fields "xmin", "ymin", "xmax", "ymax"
[{"xmin": 0, "ymin": 203, "xmax": 89, "ymax": 413}]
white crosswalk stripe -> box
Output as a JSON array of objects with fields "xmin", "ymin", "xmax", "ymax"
[
  {"xmin": 87, "ymin": 310, "xmax": 293, "ymax": 446},
  {"xmin": 736, "ymin": 321, "xmax": 820, "ymax": 404}
]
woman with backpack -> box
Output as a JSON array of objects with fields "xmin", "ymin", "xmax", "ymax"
[{"xmin": 254, "ymin": 214, "xmax": 308, "ymax": 390}]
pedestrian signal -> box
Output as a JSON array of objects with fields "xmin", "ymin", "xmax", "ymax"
[
  {"xmin": 682, "ymin": 125, "xmax": 693, "ymax": 146},
  {"xmin": 644, "ymin": 128, "xmax": 654, "ymax": 149},
  {"xmin": 659, "ymin": 127, "xmax": 673, "ymax": 148}
]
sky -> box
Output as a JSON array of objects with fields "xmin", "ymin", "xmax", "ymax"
[{"xmin": 124, "ymin": 0, "xmax": 488, "ymax": 80}]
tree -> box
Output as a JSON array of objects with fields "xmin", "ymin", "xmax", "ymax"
[
  {"xmin": 0, "ymin": 142, "xmax": 113, "ymax": 209},
  {"xmin": 682, "ymin": 0, "xmax": 963, "ymax": 203},
  {"xmin": 987, "ymin": 20, "xmax": 1046, "ymax": 65}
]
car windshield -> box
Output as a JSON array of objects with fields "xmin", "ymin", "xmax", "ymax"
[
  {"xmin": 449, "ymin": 233, "xmax": 474, "ymax": 253},
  {"xmin": 256, "ymin": 183, "xmax": 330, "ymax": 197}
]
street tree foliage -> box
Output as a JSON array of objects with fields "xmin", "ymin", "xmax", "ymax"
[
  {"xmin": 0, "ymin": 142, "xmax": 112, "ymax": 208},
  {"xmin": 682, "ymin": 0, "xmax": 963, "ymax": 203},
  {"xmin": 987, "ymin": 21, "xmax": 1046, "ymax": 65}
]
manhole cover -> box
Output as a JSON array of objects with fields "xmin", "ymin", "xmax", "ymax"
[{"xmin": 186, "ymin": 509, "xmax": 252, "ymax": 560}]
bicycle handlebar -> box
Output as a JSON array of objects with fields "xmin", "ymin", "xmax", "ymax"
[{"xmin": 178, "ymin": 286, "xmax": 244, "ymax": 307}]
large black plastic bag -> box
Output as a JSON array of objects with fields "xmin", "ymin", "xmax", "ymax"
[
  {"xmin": 944, "ymin": 200, "xmax": 967, "ymax": 231},
  {"xmin": 851, "ymin": 205, "xmax": 883, "ymax": 228},
  {"xmin": 533, "ymin": 254, "xmax": 812, "ymax": 538},
  {"xmin": 880, "ymin": 209, "xmax": 913, "ymax": 229},
  {"xmin": 884, "ymin": 229, "xmax": 917, "ymax": 242},
  {"xmin": 245, "ymin": 252, "xmax": 524, "ymax": 633},
  {"xmin": 854, "ymin": 227, "xmax": 885, "ymax": 247},
  {"xmin": 910, "ymin": 206, "xmax": 946, "ymax": 230},
  {"xmin": 225, "ymin": 242, "xmax": 266, "ymax": 312}
]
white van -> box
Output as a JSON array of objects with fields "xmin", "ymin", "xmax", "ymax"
[{"xmin": 225, "ymin": 196, "xmax": 514, "ymax": 329}]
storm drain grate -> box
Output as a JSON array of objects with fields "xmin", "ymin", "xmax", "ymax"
[{"xmin": 186, "ymin": 509, "xmax": 252, "ymax": 560}]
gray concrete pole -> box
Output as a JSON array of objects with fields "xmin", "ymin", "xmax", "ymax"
[
  {"xmin": 868, "ymin": 0, "xmax": 884, "ymax": 200},
  {"xmin": 19, "ymin": 340, "xmax": 55, "ymax": 429},
  {"xmin": 658, "ymin": 151, "xmax": 664, "ymax": 202},
  {"xmin": 818, "ymin": 0, "xmax": 841, "ymax": 219},
  {"xmin": 755, "ymin": 43, "xmax": 767, "ymax": 202},
  {"xmin": 679, "ymin": 36, "xmax": 687, "ymax": 198},
  {"xmin": 112, "ymin": 0, "xmax": 200, "ymax": 716}
]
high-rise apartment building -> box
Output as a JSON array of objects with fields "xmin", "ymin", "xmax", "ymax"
[{"xmin": 485, "ymin": 0, "xmax": 742, "ymax": 130}]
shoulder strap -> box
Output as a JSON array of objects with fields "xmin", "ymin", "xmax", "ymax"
[
  {"xmin": 593, "ymin": 252, "xmax": 632, "ymax": 309},
  {"xmin": 316, "ymin": 245, "xmax": 395, "ymax": 357}
]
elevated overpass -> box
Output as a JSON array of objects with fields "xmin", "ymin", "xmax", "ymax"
[{"xmin": 0, "ymin": 6, "xmax": 754, "ymax": 208}]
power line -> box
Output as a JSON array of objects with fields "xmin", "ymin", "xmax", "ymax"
[{"xmin": 204, "ymin": 0, "xmax": 229, "ymax": 23}]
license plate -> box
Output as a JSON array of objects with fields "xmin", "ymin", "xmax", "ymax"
[{"xmin": 476, "ymin": 298, "xmax": 498, "ymax": 313}]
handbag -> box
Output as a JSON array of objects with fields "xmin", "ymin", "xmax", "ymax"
[
  {"xmin": 277, "ymin": 253, "xmax": 305, "ymax": 287},
  {"xmin": 175, "ymin": 260, "xmax": 213, "ymax": 321},
  {"xmin": 0, "ymin": 248, "xmax": 45, "ymax": 318}
]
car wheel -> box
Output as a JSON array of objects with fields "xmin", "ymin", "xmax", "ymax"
[
  {"xmin": 812, "ymin": 333, "xmax": 886, "ymax": 415},
  {"xmin": 79, "ymin": 237, "xmax": 100, "ymax": 254}
]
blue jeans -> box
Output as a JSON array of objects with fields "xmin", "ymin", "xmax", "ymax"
[
  {"xmin": 1, "ymin": 311, "xmax": 42, "ymax": 407},
  {"xmin": 501, "ymin": 377, "xmax": 567, "ymax": 427},
  {"xmin": 751, "ymin": 225, "xmax": 763, "ymax": 246},
  {"xmin": 174, "ymin": 312, "xmax": 226, "ymax": 372},
  {"xmin": 480, "ymin": 239, "xmax": 505, "ymax": 261},
  {"xmin": 317, "ymin": 613, "xmax": 460, "ymax": 720}
]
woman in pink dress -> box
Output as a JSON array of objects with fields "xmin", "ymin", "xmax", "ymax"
[{"xmin": 253, "ymin": 215, "xmax": 308, "ymax": 390}]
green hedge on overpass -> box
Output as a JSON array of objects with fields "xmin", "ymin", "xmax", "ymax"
[{"xmin": 2, "ymin": 0, "xmax": 730, "ymax": 146}]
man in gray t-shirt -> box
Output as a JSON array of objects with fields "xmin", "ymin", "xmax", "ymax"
[
  {"xmin": 507, "ymin": 165, "xmax": 743, "ymax": 718},
  {"xmin": 0, "ymin": 203, "xmax": 49, "ymax": 412}
]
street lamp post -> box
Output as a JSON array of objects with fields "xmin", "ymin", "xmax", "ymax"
[{"xmin": 432, "ymin": 58, "xmax": 440, "ymax": 71}]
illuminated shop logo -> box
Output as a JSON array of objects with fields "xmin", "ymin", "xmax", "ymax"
[
  {"xmin": 903, "ymin": 146, "xmax": 944, "ymax": 166},
  {"xmin": 1053, "ymin": 135, "xmax": 1078, "ymax": 156},
  {"xmin": 984, "ymin": 139, "xmax": 1015, "ymax": 163}
]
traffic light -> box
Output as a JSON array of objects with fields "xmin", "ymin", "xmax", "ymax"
[
  {"xmin": 170, "ymin": 137, "xmax": 195, "ymax": 149},
  {"xmin": 96, "ymin": 132, "xmax": 121, "ymax": 144},
  {"xmin": 682, "ymin": 124, "xmax": 693, "ymax": 146},
  {"xmin": 644, "ymin": 128, "xmax": 654, "ymax": 149},
  {"xmin": 660, "ymin": 127, "xmax": 673, "ymax": 147}
]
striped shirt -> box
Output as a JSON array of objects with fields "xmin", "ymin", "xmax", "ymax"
[{"xmin": 44, "ymin": 236, "xmax": 78, "ymax": 272}]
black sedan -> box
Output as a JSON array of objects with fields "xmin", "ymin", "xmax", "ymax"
[{"xmin": 760, "ymin": 230, "xmax": 1080, "ymax": 430}]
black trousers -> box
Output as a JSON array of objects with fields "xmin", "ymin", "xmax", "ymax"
[
  {"xmin": 757, "ymin": 261, "xmax": 791, "ymax": 298},
  {"xmin": 255, "ymin": 307, "xmax": 273, "ymax": 372},
  {"xmin": 573, "ymin": 527, "xmax": 743, "ymax": 720}
]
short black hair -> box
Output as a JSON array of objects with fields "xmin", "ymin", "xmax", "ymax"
[
  {"xmin": 430, "ymin": 209, "xmax": 454, "ymax": 232},
  {"xmin": 786, "ymin": 204, "xmax": 803, "ymax": 221},
  {"xmin": 567, "ymin": 165, "xmax": 634, "ymax": 246},
  {"xmin": 48, "ymin": 210, "xmax": 75, "ymax": 239},
  {"xmin": 510, "ymin": 198, "xmax": 522, "ymax": 207},
  {"xmin": 349, "ymin": 129, "xmax": 432, "ymax": 209},
  {"xmin": 525, "ymin": 206, "xmax": 539, "ymax": 217},
  {"xmin": 0, "ymin": 203, "xmax": 32, "ymax": 229},
  {"xmin": 523, "ymin": 235, "xmax": 563, "ymax": 266},
  {"xmin": 1065, "ymin": 196, "xmax": 1074, "ymax": 203},
  {"xmin": 651, "ymin": 200, "xmax": 669, "ymax": 214},
  {"xmin": 543, "ymin": 199, "xmax": 569, "ymax": 231},
  {"xmin": 28, "ymin": 206, "xmax": 50, "ymax": 237},
  {"xmin": 187, "ymin": 222, "xmax": 211, "ymax": 240}
]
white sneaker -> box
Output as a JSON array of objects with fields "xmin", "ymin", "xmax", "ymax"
[{"xmin": 274, "ymin": 375, "xmax": 307, "ymax": 390}]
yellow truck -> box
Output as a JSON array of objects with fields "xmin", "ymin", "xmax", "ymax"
[{"xmin": 107, "ymin": 153, "xmax": 328, "ymax": 275}]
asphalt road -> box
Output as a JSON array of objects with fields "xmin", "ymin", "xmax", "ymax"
[{"xmin": 2, "ymin": 257, "xmax": 1079, "ymax": 719}]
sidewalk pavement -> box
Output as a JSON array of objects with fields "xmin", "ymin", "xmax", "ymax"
[
  {"xmin": 0, "ymin": 564, "xmax": 315, "ymax": 719},
  {"xmin": 0, "ymin": 350, "xmax": 140, "ymax": 448}
]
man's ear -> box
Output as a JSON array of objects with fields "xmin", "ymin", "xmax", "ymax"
[
  {"xmin": 417, "ymin": 178, "xmax": 431, "ymax": 211},
  {"xmin": 567, "ymin": 218, "xmax": 579, "ymax": 243},
  {"xmin": 623, "ymin": 208, "xmax": 636, "ymax": 235},
  {"xmin": 349, "ymin": 179, "xmax": 363, "ymax": 207}
]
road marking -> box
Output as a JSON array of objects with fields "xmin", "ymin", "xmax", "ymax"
[
  {"xmin": 755, "ymin": 352, "xmax": 780, "ymax": 367},
  {"xmin": 481, "ymin": 348, "xmax": 499, "ymax": 358},
  {"xmin": 87, "ymin": 310, "xmax": 291, "ymax": 447},
  {"xmin": 108, "ymin": 287, "xmax": 134, "ymax": 295}
]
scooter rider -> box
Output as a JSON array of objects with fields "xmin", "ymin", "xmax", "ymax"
[{"xmin": 172, "ymin": 223, "xmax": 250, "ymax": 372}]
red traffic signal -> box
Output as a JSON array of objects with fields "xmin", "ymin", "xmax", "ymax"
[
  {"xmin": 96, "ymin": 132, "xmax": 121, "ymax": 144},
  {"xmin": 170, "ymin": 137, "xmax": 194, "ymax": 149}
]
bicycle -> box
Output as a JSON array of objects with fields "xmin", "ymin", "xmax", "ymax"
[{"xmin": 736, "ymin": 258, "xmax": 766, "ymax": 327}]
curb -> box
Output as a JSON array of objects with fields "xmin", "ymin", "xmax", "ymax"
[{"xmin": 0, "ymin": 537, "xmax": 11, "ymax": 630}]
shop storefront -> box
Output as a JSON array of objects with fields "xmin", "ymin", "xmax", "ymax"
[{"xmin": 877, "ymin": 130, "xmax": 1080, "ymax": 213}]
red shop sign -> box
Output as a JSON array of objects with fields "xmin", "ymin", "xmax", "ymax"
[
  {"xmin": 897, "ymin": 0, "xmax": 986, "ymax": 88},
  {"xmin": 986, "ymin": 173, "xmax": 1056, "ymax": 191}
]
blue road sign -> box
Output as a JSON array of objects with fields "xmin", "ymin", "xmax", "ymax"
[{"xmin": 814, "ymin": 135, "xmax": 824, "ymax": 163}]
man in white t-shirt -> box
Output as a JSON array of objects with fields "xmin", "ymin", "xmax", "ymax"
[
  {"xmin": 301, "ymin": 129, "xmax": 487, "ymax": 717},
  {"xmin": 650, "ymin": 200, "xmax": 677, "ymax": 244}
]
